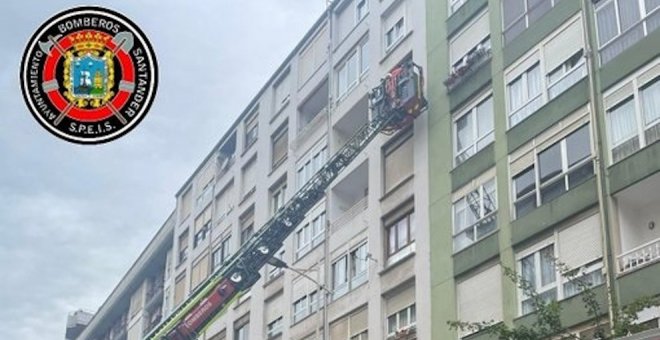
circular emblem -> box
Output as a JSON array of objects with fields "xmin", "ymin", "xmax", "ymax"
[{"xmin": 20, "ymin": 6, "xmax": 158, "ymax": 144}]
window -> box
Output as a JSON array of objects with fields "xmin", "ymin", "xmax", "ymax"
[
  {"xmin": 266, "ymin": 316, "xmax": 283, "ymax": 339},
  {"xmin": 213, "ymin": 236, "xmax": 232, "ymax": 270},
  {"xmin": 241, "ymin": 157, "xmax": 257, "ymax": 198},
  {"xmin": 267, "ymin": 248, "xmax": 285, "ymax": 280},
  {"xmin": 293, "ymin": 290, "xmax": 321, "ymax": 323},
  {"xmin": 178, "ymin": 229, "xmax": 189, "ymax": 264},
  {"xmin": 387, "ymin": 304, "xmax": 416, "ymax": 336},
  {"xmin": 453, "ymin": 179, "xmax": 497, "ymax": 252},
  {"xmin": 244, "ymin": 111, "xmax": 258, "ymax": 150},
  {"xmin": 595, "ymin": 0, "xmax": 660, "ymax": 64},
  {"xmin": 547, "ymin": 50, "xmax": 586, "ymax": 99},
  {"xmin": 295, "ymin": 210, "xmax": 326, "ymax": 260},
  {"xmin": 297, "ymin": 142, "xmax": 328, "ymax": 188},
  {"xmin": 191, "ymin": 254, "xmax": 209, "ymax": 289},
  {"xmin": 457, "ymin": 265, "xmax": 503, "ymax": 337},
  {"xmin": 508, "ymin": 62, "xmax": 542, "ymax": 126},
  {"xmin": 273, "ymin": 70, "xmax": 290, "ymax": 113},
  {"xmin": 330, "ymin": 306, "xmax": 368, "ymax": 340},
  {"xmin": 271, "ymin": 124, "xmax": 288, "ymax": 169},
  {"xmin": 234, "ymin": 322, "xmax": 249, "ymax": 340},
  {"xmin": 356, "ymin": 0, "xmax": 368, "ymax": 22},
  {"xmin": 270, "ymin": 180, "xmax": 287, "ymax": 216},
  {"xmin": 194, "ymin": 206, "xmax": 212, "ymax": 248},
  {"xmin": 196, "ymin": 181, "xmax": 214, "ymax": 208},
  {"xmin": 180, "ymin": 188, "xmax": 192, "ymax": 219},
  {"xmin": 240, "ymin": 210, "xmax": 255, "ymax": 246},
  {"xmin": 337, "ymin": 39, "xmax": 369, "ymax": 98},
  {"xmin": 450, "ymin": 0, "xmax": 468, "ymax": 14},
  {"xmin": 512, "ymin": 124, "xmax": 593, "ymax": 218},
  {"xmin": 516, "ymin": 214, "xmax": 604, "ymax": 315},
  {"xmin": 383, "ymin": 131, "xmax": 414, "ymax": 193},
  {"xmin": 174, "ymin": 273, "xmax": 186, "ymax": 307},
  {"xmin": 607, "ymin": 76, "xmax": 660, "ymax": 162},
  {"xmin": 216, "ymin": 182, "xmax": 235, "ymax": 223},
  {"xmin": 454, "ymin": 95, "xmax": 494, "ymax": 165},
  {"xmin": 503, "ymin": 0, "xmax": 560, "ymax": 44},
  {"xmin": 449, "ymin": 11, "xmax": 491, "ymax": 73},
  {"xmin": 386, "ymin": 210, "xmax": 416, "ymax": 263},
  {"xmin": 332, "ymin": 243, "xmax": 369, "ymax": 299},
  {"xmin": 385, "ymin": 17, "xmax": 405, "ymax": 50}
]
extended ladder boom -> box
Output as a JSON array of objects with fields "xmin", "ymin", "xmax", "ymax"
[{"xmin": 145, "ymin": 60, "xmax": 427, "ymax": 340}]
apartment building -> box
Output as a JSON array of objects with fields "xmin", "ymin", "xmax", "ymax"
[
  {"xmin": 75, "ymin": 0, "xmax": 430, "ymax": 339},
  {"xmin": 427, "ymin": 0, "xmax": 660, "ymax": 339}
]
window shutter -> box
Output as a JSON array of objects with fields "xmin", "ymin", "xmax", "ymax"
[
  {"xmin": 457, "ymin": 265, "xmax": 503, "ymax": 337},
  {"xmin": 384, "ymin": 134, "xmax": 414, "ymax": 192},
  {"xmin": 450, "ymin": 11, "xmax": 490, "ymax": 65},
  {"xmin": 241, "ymin": 158, "xmax": 257, "ymax": 195},
  {"xmin": 605, "ymin": 82, "xmax": 634, "ymax": 109},
  {"xmin": 299, "ymin": 26, "xmax": 328, "ymax": 83},
  {"xmin": 386, "ymin": 284, "xmax": 415, "ymax": 315},
  {"xmin": 174, "ymin": 273, "xmax": 186, "ymax": 306},
  {"xmin": 265, "ymin": 293, "xmax": 284, "ymax": 324},
  {"xmin": 197, "ymin": 162, "xmax": 215, "ymax": 191},
  {"xmin": 350, "ymin": 307, "xmax": 368, "ymax": 335},
  {"xmin": 544, "ymin": 17, "xmax": 584, "ymax": 73},
  {"xmin": 558, "ymin": 214, "xmax": 602, "ymax": 269},
  {"xmin": 505, "ymin": 51, "xmax": 540, "ymax": 83},
  {"xmin": 330, "ymin": 316, "xmax": 349, "ymax": 339}
]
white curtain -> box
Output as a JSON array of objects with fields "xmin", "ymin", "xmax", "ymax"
[
  {"xmin": 509, "ymin": 77, "xmax": 524, "ymax": 112},
  {"xmin": 596, "ymin": 2, "xmax": 619, "ymax": 46},
  {"xmin": 477, "ymin": 97, "xmax": 494, "ymax": 145},
  {"xmin": 540, "ymin": 245, "xmax": 556, "ymax": 286},
  {"xmin": 527, "ymin": 64, "xmax": 542, "ymax": 98},
  {"xmin": 456, "ymin": 114, "xmax": 474, "ymax": 153},
  {"xmin": 641, "ymin": 80, "xmax": 660, "ymax": 125},
  {"xmin": 608, "ymin": 99, "xmax": 638, "ymax": 145}
]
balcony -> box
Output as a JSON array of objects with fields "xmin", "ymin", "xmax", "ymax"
[
  {"xmin": 331, "ymin": 196, "xmax": 367, "ymax": 233},
  {"xmin": 615, "ymin": 173, "xmax": 660, "ymax": 274},
  {"xmin": 444, "ymin": 44, "xmax": 491, "ymax": 92}
]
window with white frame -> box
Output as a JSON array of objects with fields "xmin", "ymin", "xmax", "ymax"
[
  {"xmin": 337, "ymin": 39, "xmax": 369, "ymax": 98},
  {"xmin": 606, "ymin": 75, "xmax": 660, "ymax": 163},
  {"xmin": 595, "ymin": 0, "xmax": 660, "ymax": 64},
  {"xmin": 241, "ymin": 156, "xmax": 257, "ymax": 198},
  {"xmin": 454, "ymin": 95, "xmax": 494, "ymax": 165},
  {"xmin": 332, "ymin": 242, "xmax": 368, "ymax": 299},
  {"xmin": 267, "ymin": 248, "xmax": 285, "ymax": 280},
  {"xmin": 292, "ymin": 290, "xmax": 321, "ymax": 323},
  {"xmin": 385, "ymin": 210, "xmax": 416, "ymax": 264},
  {"xmin": 329, "ymin": 306, "xmax": 368, "ymax": 340},
  {"xmin": 273, "ymin": 70, "xmax": 291, "ymax": 113},
  {"xmin": 297, "ymin": 141, "xmax": 328, "ymax": 189},
  {"xmin": 386, "ymin": 304, "xmax": 416, "ymax": 336},
  {"xmin": 234, "ymin": 315, "xmax": 249, "ymax": 340},
  {"xmin": 546, "ymin": 50, "xmax": 586, "ymax": 100},
  {"xmin": 271, "ymin": 123, "xmax": 288, "ymax": 169},
  {"xmin": 244, "ymin": 111, "xmax": 258, "ymax": 151},
  {"xmin": 517, "ymin": 215, "xmax": 604, "ymax": 315},
  {"xmin": 295, "ymin": 208, "xmax": 326, "ymax": 260},
  {"xmin": 453, "ymin": 178, "xmax": 497, "ymax": 252},
  {"xmin": 385, "ymin": 17, "xmax": 405, "ymax": 50},
  {"xmin": 196, "ymin": 181, "xmax": 214, "ymax": 208},
  {"xmin": 212, "ymin": 235, "xmax": 231, "ymax": 270},
  {"xmin": 512, "ymin": 124, "xmax": 594, "ymax": 219},
  {"xmin": 266, "ymin": 316, "xmax": 283, "ymax": 339},
  {"xmin": 449, "ymin": 10, "xmax": 491, "ymax": 74},
  {"xmin": 356, "ymin": 0, "xmax": 368, "ymax": 22},
  {"xmin": 270, "ymin": 180, "xmax": 287, "ymax": 216},
  {"xmin": 502, "ymin": 0, "xmax": 561, "ymax": 45},
  {"xmin": 508, "ymin": 62, "xmax": 542, "ymax": 126},
  {"xmin": 507, "ymin": 16, "xmax": 586, "ymax": 127},
  {"xmin": 450, "ymin": 0, "xmax": 468, "ymax": 14}
]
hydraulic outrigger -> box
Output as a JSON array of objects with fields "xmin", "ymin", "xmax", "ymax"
[{"xmin": 145, "ymin": 59, "xmax": 427, "ymax": 340}]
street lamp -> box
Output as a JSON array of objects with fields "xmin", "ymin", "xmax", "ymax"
[{"xmin": 266, "ymin": 257, "xmax": 333, "ymax": 339}]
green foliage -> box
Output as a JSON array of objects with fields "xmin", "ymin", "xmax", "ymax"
[{"xmin": 447, "ymin": 261, "xmax": 659, "ymax": 340}]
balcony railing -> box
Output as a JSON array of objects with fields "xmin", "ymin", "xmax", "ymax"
[
  {"xmin": 331, "ymin": 196, "xmax": 367, "ymax": 232},
  {"xmin": 444, "ymin": 46, "xmax": 491, "ymax": 91},
  {"xmin": 618, "ymin": 237, "xmax": 660, "ymax": 273}
]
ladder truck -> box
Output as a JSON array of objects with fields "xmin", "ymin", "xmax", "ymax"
[{"xmin": 144, "ymin": 59, "xmax": 427, "ymax": 340}]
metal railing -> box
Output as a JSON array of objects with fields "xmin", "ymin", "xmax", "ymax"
[{"xmin": 618, "ymin": 237, "xmax": 660, "ymax": 273}]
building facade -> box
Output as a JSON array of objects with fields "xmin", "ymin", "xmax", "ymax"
[
  {"xmin": 427, "ymin": 0, "xmax": 660, "ymax": 339},
  {"xmin": 75, "ymin": 0, "xmax": 430, "ymax": 339}
]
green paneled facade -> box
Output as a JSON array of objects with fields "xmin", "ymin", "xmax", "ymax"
[{"xmin": 427, "ymin": 0, "xmax": 660, "ymax": 339}]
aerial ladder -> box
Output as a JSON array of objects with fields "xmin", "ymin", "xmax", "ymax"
[{"xmin": 144, "ymin": 59, "xmax": 427, "ymax": 340}]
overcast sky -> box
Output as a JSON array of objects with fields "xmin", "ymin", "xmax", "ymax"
[{"xmin": 0, "ymin": 1, "xmax": 325, "ymax": 338}]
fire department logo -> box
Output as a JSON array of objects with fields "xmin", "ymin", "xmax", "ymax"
[{"xmin": 20, "ymin": 6, "xmax": 158, "ymax": 144}]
